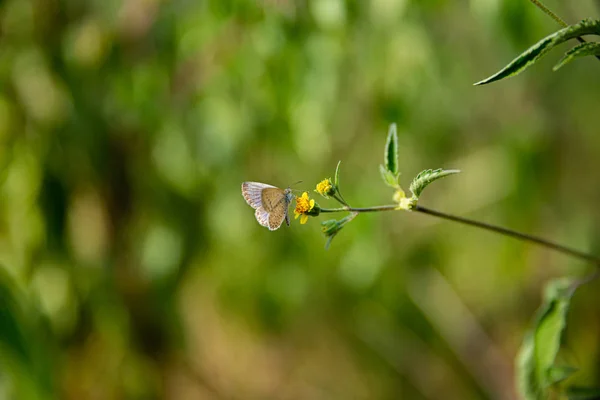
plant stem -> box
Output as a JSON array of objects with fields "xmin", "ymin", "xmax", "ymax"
[
  {"xmin": 414, "ymin": 205, "xmax": 600, "ymax": 265},
  {"xmin": 529, "ymin": 0, "xmax": 568, "ymax": 27},
  {"xmin": 318, "ymin": 204, "xmax": 600, "ymax": 265},
  {"xmin": 320, "ymin": 205, "xmax": 399, "ymax": 213}
]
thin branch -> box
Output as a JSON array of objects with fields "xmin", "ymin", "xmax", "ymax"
[
  {"xmin": 320, "ymin": 205, "xmax": 398, "ymax": 213},
  {"xmin": 317, "ymin": 204, "xmax": 600, "ymax": 265},
  {"xmin": 529, "ymin": 0, "xmax": 569, "ymax": 27},
  {"xmin": 414, "ymin": 205, "xmax": 600, "ymax": 265}
]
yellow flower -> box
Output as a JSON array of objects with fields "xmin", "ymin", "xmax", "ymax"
[
  {"xmin": 294, "ymin": 192, "xmax": 315, "ymax": 224},
  {"xmin": 315, "ymin": 178, "xmax": 334, "ymax": 197}
]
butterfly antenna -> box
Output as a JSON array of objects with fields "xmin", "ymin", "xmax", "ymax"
[{"xmin": 288, "ymin": 181, "xmax": 304, "ymax": 193}]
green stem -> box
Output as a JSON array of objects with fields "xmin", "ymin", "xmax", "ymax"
[
  {"xmin": 320, "ymin": 205, "xmax": 399, "ymax": 213},
  {"xmin": 414, "ymin": 205, "xmax": 600, "ymax": 265},
  {"xmin": 529, "ymin": 0, "xmax": 568, "ymax": 27},
  {"xmin": 318, "ymin": 204, "xmax": 600, "ymax": 265}
]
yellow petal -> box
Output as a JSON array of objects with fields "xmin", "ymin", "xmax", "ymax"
[
  {"xmin": 294, "ymin": 211, "xmax": 300, "ymax": 219},
  {"xmin": 300, "ymin": 214, "xmax": 308, "ymax": 224}
]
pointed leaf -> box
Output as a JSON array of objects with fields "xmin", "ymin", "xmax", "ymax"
[
  {"xmin": 334, "ymin": 160, "xmax": 342, "ymax": 188},
  {"xmin": 380, "ymin": 165, "xmax": 399, "ymax": 188},
  {"xmin": 384, "ymin": 123, "xmax": 399, "ymax": 175},
  {"xmin": 517, "ymin": 278, "xmax": 579, "ymax": 400},
  {"xmin": 409, "ymin": 168, "xmax": 460, "ymax": 199},
  {"xmin": 554, "ymin": 42, "xmax": 600, "ymax": 71},
  {"xmin": 475, "ymin": 19, "xmax": 600, "ymax": 85}
]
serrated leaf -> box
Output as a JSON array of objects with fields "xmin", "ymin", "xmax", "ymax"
[
  {"xmin": 334, "ymin": 160, "xmax": 341, "ymax": 188},
  {"xmin": 384, "ymin": 123, "xmax": 399, "ymax": 175},
  {"xmin": 379, "ymin": 164, "xmax": 399, "ymax": 188},
  {"xmin": 553, "ymin": 42, "xmax": 600, "ymax": 71},
  {"xmin": 475, "ymin": 19, "xmax": 600, "ymax": 85},
  {"xmin": 517, "ymin": 278, "xmax": 578, "ymax": 400},
  {"xmin": 409, "ymin": 168, "xmax": 460, "ymax": 199},
  {"xmin": 566, "ymin": 386, "xmax": 600, "ymax": 400}
]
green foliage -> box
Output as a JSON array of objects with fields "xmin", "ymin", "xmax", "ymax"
[
  {"xmin": 1, "ymin": 0, "xmax": 599, "ymax": 397},
  {"xmin": 380, "ymin": 124, "xmax": 400, "ymax": 188},
  {"xmin": 565, "ymin": 386, "xmax": 600, "ymax": 400},
  {"xmin": 516, "ymin": 278, "xmax": 583, "ymax": 400},
  {"xmin": 409, "ymin": 169, "xmax": 460, "ymax": 199},
  {"xmin": 334, "ymin": 160, "xmax": 342, "ymax": 189},
  {"xmin": 385, "ymin": 123, "xmax": 399, "ymax": 175},
  {"xmin": 0, "ymin": 270, "xmax": 54, "ymax": 399},
  {"xmin": 554, "ymin": 42, "xmax": 600, "ymax": 71},
  {"xmin": 379, "ymin": 164, "xmax": 400, "ymax": 188},
  {"xmin": 475, "ymin": 19, "xmax": 600, "ymax": 85},
  {"xmin": 547, "ymin": 366, "xmax": 578, "ymax": 385}
]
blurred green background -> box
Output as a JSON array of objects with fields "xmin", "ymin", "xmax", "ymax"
[{"xmin": 1, "ymin": 0, "xmax": 600, "ymax": 399}]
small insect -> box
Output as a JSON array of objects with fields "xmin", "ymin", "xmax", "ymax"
[{"xmin": 241, "ymin": 182, "xmax": 295, "ymax": 231}]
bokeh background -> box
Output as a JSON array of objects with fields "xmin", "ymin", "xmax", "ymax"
[{"xmin": 1, "ymin": 0, "xmax": 600, "ymax": 399}]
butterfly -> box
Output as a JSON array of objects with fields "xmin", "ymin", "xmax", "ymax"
[{"xmin": 241, "ymin": 182, "xmax": 294, "ymax": 231}]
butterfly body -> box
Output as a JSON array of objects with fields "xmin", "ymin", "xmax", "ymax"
[{"xmin": 242, "ymin": 182, "xmax": 294, "ymax": 230}]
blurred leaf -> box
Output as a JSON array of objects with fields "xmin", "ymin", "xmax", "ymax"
[
  {"xmin": 547, "ymin": 366, "xmax": 578, "ymax": 385},
  {"xmin": 566, "ymin": 386, "xmax": 600, "ymax": 400},
  {"xmin": 379, "ymin": 164, "xmax": 399, "ymax": 188},
  {"xmin": 409, "ymin": 168, "xmax": 459, "ymax": 199},
  {"xmin": 384, "ymin": 123, "xmax": 399, "ymax": 175},
  {"xmin": 0, "ymin": 268, "xmax": 54, "ymax": 398},
  {"xmin": 475, "ymin": 19, "xmax": 600, "ymax": 85},
  {"xmin": 0, "ymin": 274, "xmax": 30, "ymax": 367},
  {"xmin": 553, "ymin": 42, "xmax": 600, "ymax": 71},
  {"xmin": 516, "ymin": 278, "xmax": 580, "ymax": 400}
]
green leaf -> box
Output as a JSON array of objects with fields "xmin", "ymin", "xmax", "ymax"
[
  {"xmin": 566, "ymin": 386, "xmax": 600, "ymax": 400},
  {"xmin": 475, "ymin": 19, "xmax": 600, "ymax": 85},
  {"xmin": 547, "ymin": 366, "xmax": 578, "ymax": 385},
  {"xmin": 554, "ymin": 42, "xmax": 600, "ymax": 71},
  {"xmin": 516, "ymin": 278, "xmax": 579, "ymax": 400},
  {"xmin": 384, "ymin": 123, "xmax": 399, "ymax": 175},
  {"xmin": 409, "ymin": 168, "xmax": 460, "ymax": 199},
  {"xmin": 0, "ymin": 268, "xmax": 54, "ymax": 397},
  {"xmin": 334, "ymin": 160, "xmax": 341, "ymax": 188},
  {"xmin": 379, "ymin": 164, "xmax": 399, "ymax": 188}
]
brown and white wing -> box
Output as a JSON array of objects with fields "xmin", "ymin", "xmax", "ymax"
[
  {"xmin": 254, "ymin": 207, "xmax": 270, "ymax": 228},
  {"xmin": 267, "ymin": 206, "xmax": 288, "ymax": 231},
  {"xmin": 242, "ymin": 182, "xmax": 275, "ymax": 209}
]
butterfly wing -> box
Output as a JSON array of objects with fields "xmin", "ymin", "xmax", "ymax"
[
  {"xmin": 242, "ymin": 182, "xmax": 292, "ymax": 231},
  {"xmin": 254, "ymin": 207, "xmax": 270, "ymax": 228},
  {"xmin": 261, "ymin": 188, "xmax": 286, "ymax": 212},
  {"xmin": 241, "ymin": 182, "xmax": 276, "ymax": 210},
  {"xmin": 267, "ymin": 204, "xmax": 288, "ymax": 231}
]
